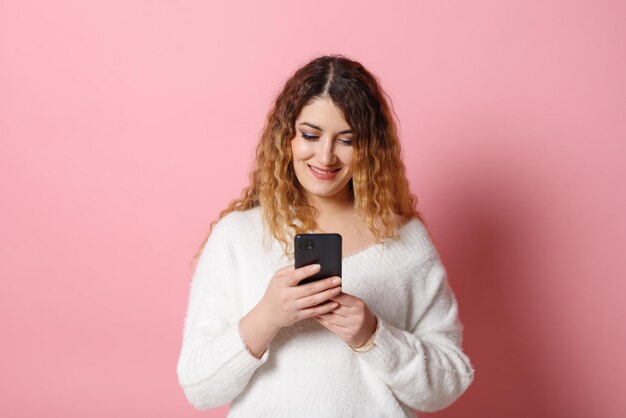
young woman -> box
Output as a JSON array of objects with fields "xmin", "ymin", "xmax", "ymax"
[{"xmin": 176, "ymin": 54, "xmax": 475, "ymax": 417}]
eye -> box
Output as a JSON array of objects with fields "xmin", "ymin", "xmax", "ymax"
[
  {"xmin": 300, "ymin": 131, "xmax": 318, "ymax": 141},
  {"xmin": 338, "ymin": 138, "xmax": 353, "ymax": 146}
]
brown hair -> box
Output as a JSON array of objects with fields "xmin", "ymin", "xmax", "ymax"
[{"xmin": 191, "ymin": 54, "xmax": 423, "ymax": 267}]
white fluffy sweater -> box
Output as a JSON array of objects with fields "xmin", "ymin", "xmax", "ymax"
[{"xmin": 176, "ymin": 207, "xmax": 475, "ymax": 417}]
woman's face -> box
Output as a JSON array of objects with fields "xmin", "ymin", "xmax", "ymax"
[{"xmin": 290, "ymin": 96, "xmax": 355, "ymax": 205}]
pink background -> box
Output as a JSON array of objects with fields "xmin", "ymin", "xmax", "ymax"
[{"xmin": 1, "ymin": 1, "xmax": 625, "ymax": 417}]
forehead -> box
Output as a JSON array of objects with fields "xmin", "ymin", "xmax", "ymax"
[{"xmin": 296, "ymin": 97, "xmax": 351, "ymax": 131}]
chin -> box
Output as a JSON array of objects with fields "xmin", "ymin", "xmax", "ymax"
[{"xmin": 304, "ymin": 184, "xmax": 351, "ymax": 199}]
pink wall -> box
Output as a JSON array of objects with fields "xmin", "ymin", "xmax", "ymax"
[{"xmin": 1, "ymin": 1, "xmax": 625, "ymax": 417}]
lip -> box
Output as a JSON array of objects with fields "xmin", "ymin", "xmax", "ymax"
[{"xmin": 307, "ymin": 164, "xmax": 340, "ymax": 180}]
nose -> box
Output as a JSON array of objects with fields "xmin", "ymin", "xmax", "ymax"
[{"xmin": 317, "ymin": 136, "xmax": 337, "ymax": 166}]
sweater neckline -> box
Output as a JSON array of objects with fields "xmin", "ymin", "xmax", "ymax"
[{"xmin": 342, "ymin": 217, "xmax": 419, "ymax": 262}]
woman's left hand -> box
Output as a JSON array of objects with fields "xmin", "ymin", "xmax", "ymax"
[{"xmin": 313, "ymin": 291, "xmax": 378, "ymax": 347}]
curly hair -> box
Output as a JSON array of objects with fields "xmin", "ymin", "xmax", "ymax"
[{"xmin": 191, "ymin": 54, "xmax": 423, "ymax": 266}]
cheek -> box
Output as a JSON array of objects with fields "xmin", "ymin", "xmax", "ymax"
[
  {"xmin": 291, "ymin": 138, "xmax": 314, "ymax": 160},
  {"xmin": 340, "ymin": 150, "xmax": 355, "ymax": 171}
]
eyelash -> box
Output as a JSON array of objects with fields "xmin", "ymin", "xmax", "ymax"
[{"xmin": 300, "ymin": 132, "xmax": 353, "ymax": 146}]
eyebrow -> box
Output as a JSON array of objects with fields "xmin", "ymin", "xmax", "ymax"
[{"xmin": 298, "ymin": 122, "xmax": 353, "ymax": 134}]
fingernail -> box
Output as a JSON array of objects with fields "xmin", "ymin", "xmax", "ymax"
[
  {"xmin": 333, "ymin": 277, "xmax": 341, "ymax": 285},
  {"xmin": 311, "ymin": 264, "xmax": 321, "ymax": 270}
]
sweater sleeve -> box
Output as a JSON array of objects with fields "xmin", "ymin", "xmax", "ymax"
[
  {"xmin": 356, "ymin": 250, "xmax": 475, "ymax": 412},
  {"xmin": 176, "ymin": 217, "xmax": 270, "ymax": 410}
]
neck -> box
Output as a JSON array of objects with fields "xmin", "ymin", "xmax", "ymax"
[{"xmin": 304, "ymin": 188, "xmax": 354, "ymax": 219}]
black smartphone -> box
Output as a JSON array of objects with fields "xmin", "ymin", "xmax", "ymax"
[{"xmin": 294, "ymin": 233, "xmax": 342, "ymax": 285}]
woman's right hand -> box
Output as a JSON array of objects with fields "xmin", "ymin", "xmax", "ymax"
[{"xmin": 256, "ymin": 264, "xmax": 343, "ymax": 330}]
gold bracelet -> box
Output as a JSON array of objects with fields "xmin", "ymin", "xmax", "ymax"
[{"xmin": 349, "ymin": 318, "xmax": 379, "ymax": 352}]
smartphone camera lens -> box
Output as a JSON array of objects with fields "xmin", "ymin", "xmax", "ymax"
[{"xmin": 299, "ymin": 240, "xmax": 315, "ymax": 251}]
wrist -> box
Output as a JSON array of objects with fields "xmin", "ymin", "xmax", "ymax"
[
  {"xmin": 252, "ymin": 302, "xmax": 281, "ymax": 335},
  {"xmin": 349, "ymin": 316, "xmax": 379, "ymax": 353},
  {"xmin": 239, "ymin": 304, "xmax": 280, "ymax": 359}
]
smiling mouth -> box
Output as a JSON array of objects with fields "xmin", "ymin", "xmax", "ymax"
[{"xmin": 308, "ymin": 164, "xmax": 341, "ymax": 174}]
